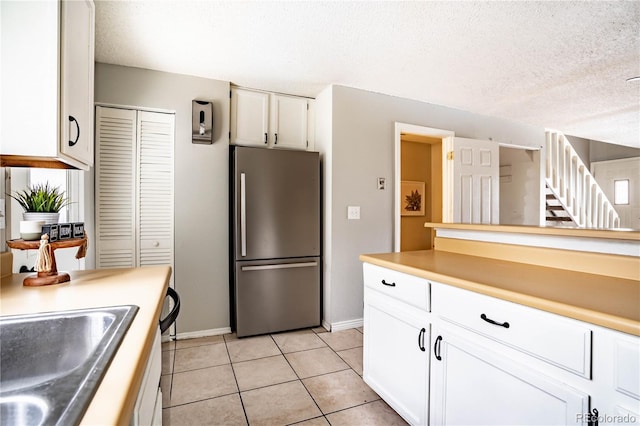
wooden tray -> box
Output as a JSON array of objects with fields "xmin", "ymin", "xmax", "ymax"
[{"xmin": 6, "ymin": 237, "xmax": 87, "ymax": 286}]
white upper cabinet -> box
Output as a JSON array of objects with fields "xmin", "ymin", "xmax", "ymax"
[
  {"xmin": 230, "ymin": 88, "xmax": 270, "ymax": 147},
  {"xmin": 0, "ymin": 0, "xmax": 95, "ymax": 170},
  {"xmin": 59, "ymin": 0, "xmax": 95, "ymax": 166},
  {"xmin": 230, "ymin": 87, "xmax": 314, "ymax": 151},
  {"xmin": 270, "ymin": 94, "xmax": 308, "ymax": 150}
]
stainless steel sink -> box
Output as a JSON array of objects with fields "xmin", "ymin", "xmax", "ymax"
[{"xmin": 0, "ymin": 305, "xmax": 139, "ymax": 426}]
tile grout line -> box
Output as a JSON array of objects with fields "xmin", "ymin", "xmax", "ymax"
[
  {"xmin": 163, "ymin": 327, "xmax": 369, "ymax": 425},
  {"xmin": 223, "ymin": 335, "xmax": 251, "ymax": 426},
  {"xmin": 276, "ymin": 330, "xmax": 328, "ymax": 424}
]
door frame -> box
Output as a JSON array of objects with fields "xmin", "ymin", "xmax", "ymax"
[{"xmin": 394, "ymin": 122, "xmax": 454, "ymax": 252}]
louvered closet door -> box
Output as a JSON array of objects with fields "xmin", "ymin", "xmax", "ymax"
[
  {"xmin": 95, "ymin": 106, "xmax": 137, "ymax": 268},
  {"xmin": 136, "ymin": 111, "xmax": 174, "ymax": 268}
]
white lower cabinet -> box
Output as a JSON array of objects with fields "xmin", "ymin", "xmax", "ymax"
[
  {"xmin": 131, "ymin": 328, "xmax": 162, "ymax": 426},
  {"xmin": 363, "ymin": 263, "xmax": 431, "ymax": 425},
  {"xmin": 364, "ymin": 291, "xmax": 429, "ymax": 425},
  {"xmin": 362, "ymin": 262, "xmax": 640, "ymax": 426},
  {"xmin": 430, "ymin": 323, "xmax": 589, "ymax": 425}
]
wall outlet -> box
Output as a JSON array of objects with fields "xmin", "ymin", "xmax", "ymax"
[{"xmin": 347, "ymin": 206, "xmax": 360, "ymax": 220}]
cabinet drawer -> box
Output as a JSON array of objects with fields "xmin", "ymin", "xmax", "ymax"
[
  {"xmin": 363, "ymin": 263, "xmax": 429, "ymax": 311},
  {"xmin": 432, "ymin": 283, "xmax": 592, "ymax": 378}
]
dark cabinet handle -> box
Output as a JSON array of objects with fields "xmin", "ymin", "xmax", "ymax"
[
  {"xmin": 68, "ymin": 116, "xmax": 80, "ymax": 146},
  {"xmin": 434, "ymin": 335, "xmax": 442, "ymax": 361},
  {"xmin": 381, "ymin": 279, "xmax": 396, "ymax": 287},
  {"xmin": 274, "ymin": 133, "xmax": 278, "ymax": 144},
  {"xmin": 480, "ymin": 313, "xmax": 510, "ymax": 328},
  {"xmin": 417, "ymin": 327, "xmax": 426, "ymax": 351},
  {"xmin": 587, "ymin": 408, "xmax": 599, "ymax": 426},
  {"xmin": 264, "ymin": 133, "xmax": 268, "ymax": 144}
]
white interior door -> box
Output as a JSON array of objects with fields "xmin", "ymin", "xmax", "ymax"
[
  {"xmin": 591, "ymin": 157, "xmax": 640, "ymax": 229},
  {"xmin": 136, "ymin": 111, "xmax": 175, "ymax": 270},
  {"xmin": 444, "ymin": 137, "xmax": 499, "ymax": 224},
  {"xmin": 95, "ymin": 106, "xmax": 137, "ymax": 268}
]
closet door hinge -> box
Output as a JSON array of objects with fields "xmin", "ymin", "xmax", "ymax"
[{"xmin": 447, "ymin": 151, "xmax": 454, "ymax": 160}]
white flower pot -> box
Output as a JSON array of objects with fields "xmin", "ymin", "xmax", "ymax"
[{"xmin": 23, "ymin": 212, "xmax": 59, "ymax": 225}]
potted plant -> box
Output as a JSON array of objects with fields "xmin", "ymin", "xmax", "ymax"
[{"xmin": 8, "ymin": 182, "xmax": 70, "ymax": 224}]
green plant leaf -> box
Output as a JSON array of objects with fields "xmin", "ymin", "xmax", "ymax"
[{"xmin": 7, "ymin": 182, "xmax": 71, "ymax": 213}]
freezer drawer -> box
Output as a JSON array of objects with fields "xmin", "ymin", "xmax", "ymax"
[{"xmin": 235, "ymin": 257, "xmax": 320, "ymax": 337}]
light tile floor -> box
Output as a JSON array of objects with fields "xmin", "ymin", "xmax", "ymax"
[{"xmin": 161, "ymin": 327, "xmax": 408, "ymax": 425}]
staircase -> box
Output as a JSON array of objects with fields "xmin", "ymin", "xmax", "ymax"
[
  {"xmin": 545, "ymin": 187, "xmax": 574, "ymax": 226},
  {"xmin": 545, "ymin": 130, "xmax": 620, "ymax": 229}
]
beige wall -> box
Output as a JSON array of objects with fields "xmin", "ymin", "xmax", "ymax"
[
  {"xmin": 400, "ymin": 141, "xmax": 432, "ymax": 251},
  {"xmin": 94, "ymin": 63, "xmax": 230, "ymax": 334}
]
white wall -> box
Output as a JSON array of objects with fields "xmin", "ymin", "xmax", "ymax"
[
  {"xmin": 499, "ymin": 147, "xmax": 541, "ymax": 226},
  {"xmin": 94, "ymin": 63, "xmax": 230, "ymax": 334},
  {"xmin": 321, "ymin": 85, "xmax": 544, "ymax": 326}
]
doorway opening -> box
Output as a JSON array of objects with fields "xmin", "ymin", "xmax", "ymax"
[{"xmin": 394, "ymin": 123, "xmax": 454, "ymax": 252}]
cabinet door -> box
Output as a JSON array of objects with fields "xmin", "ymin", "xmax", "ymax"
[
  {"xmin": 60, "ymin": 0, "xmax": 95, "ymax": 166},
  {"xmin": 271, "ymin": 94, "xmax": 308, "ymax": 150},
  {"xmin": 132, "ymin": 328, "xmax": 162, "ymax": 426},
  {"xmin": 430, "ymin": 326, "xmax": 589, "ymax": 425},
  {"xmin": 1, "ymin": 1, "xmax": 59, "ymax": 158},
  {"xmin": 364, "ymin": 290, "xmax": 429, "ymax": 425},
  {"xmin": 230, "ymin": 88, "xmax": 270, "ymax": 147}
]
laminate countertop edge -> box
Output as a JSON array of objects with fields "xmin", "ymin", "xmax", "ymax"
[
  {"xmin": 0, "ymin": 266, "xmax": 171, "ymax": 425},
  {"xmin": 360, "ymin": 251, "xmax": 640, "ymax": 337}
]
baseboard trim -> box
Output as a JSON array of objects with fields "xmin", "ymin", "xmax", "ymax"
[
  {"xmin": 173, "ymin": 327, "xmax": 232, "ymax": 341},
  {"xmin": 330, "ymin": 318, "xmax": 363, "ymax": 332}
]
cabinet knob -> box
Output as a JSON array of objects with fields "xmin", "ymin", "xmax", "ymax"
[
  {"xmin": 68, "ymin": 116, "xmax": 80, "ymax": 147},
  {"xmin": 153, "ymin": 241, "xmax": 160, "ymax": 247}
]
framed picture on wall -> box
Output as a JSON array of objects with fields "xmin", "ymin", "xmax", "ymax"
[{"xmin": 401, "ymin": 181, "xmax": 425, "ymax": 216}]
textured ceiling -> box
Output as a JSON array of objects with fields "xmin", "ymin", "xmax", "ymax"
[{"xmin": 95, "ymin": 1, "xmax": 640, "ymax": 148}]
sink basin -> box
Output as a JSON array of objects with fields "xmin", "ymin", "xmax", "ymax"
[{"xmin": 0, "ymin": 305, "xmax": 139, "ymax": 426}]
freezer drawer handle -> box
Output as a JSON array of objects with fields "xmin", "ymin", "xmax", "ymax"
[
  {"xmin": 240, "ymin": 172, "xmax": 247, "ymax": 257},
  {"xmin": 241, "ymin": 261, "xmax": 318, "ymax": 272}
]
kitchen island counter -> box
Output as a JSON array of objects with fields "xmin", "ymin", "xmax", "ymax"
[
  {"xmin": 360, "ymin": 250, "xmax": 639, "ymax": 336},
  {"xmin": 0, "ymin": 265, "xmax": 171, "ymax": 425}
]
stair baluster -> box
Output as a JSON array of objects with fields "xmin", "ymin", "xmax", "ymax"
[{"xmin": 544, "ymin": 130, "xmax": 620, "ymax": 229}]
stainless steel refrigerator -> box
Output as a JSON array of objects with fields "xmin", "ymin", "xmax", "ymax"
[{"xmin": 230, "ymin": 146, "xmax": 321, "ymax": 337}]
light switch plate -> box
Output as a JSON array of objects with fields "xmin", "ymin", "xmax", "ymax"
[
  {"xmin": 347, "ymin": 206, "xmax": 360, "ymax": 220},
  {"xmin": 377, "ymin": 178, "xmax": 386, "ymax": 190}
]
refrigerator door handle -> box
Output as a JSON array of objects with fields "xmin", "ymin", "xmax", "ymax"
[
  {"xmin": 241, "ymin": 261, "xmax": 318, "ymax": 272},
  {"xmin": 240, "ymin": 172, "xmax": 247, "ymax": 257}
]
